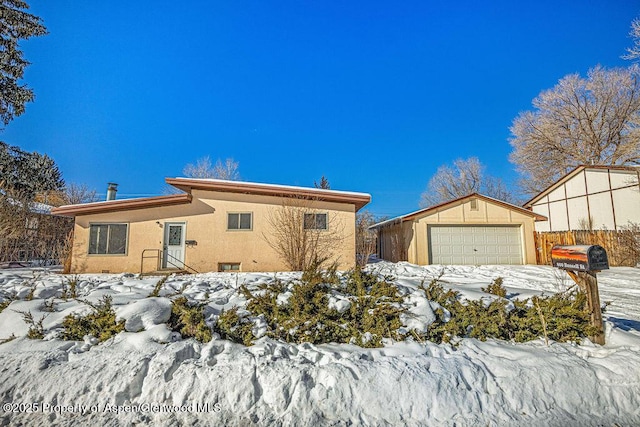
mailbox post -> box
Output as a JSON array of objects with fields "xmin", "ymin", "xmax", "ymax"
[{"xmin": 551, "ymin": 245, "xmax": 608, "ymax": 345}]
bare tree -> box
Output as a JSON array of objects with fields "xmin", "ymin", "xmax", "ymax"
[
  {"xmin": 183, "ymin": 156, "xmax": 240, "ymax": 180},
  {"xmin": 509, "ymin": 65, "xmax": 640, "ymax": 196},
  {"xmin": 419, "ymin": 157, "xmax": 515, "ymax": 207},
  {"xmin": 623, "ymin": 18, "xmax": 640, "ymax": 61},
  {"xmin": 355, "ymin": 211, "xmax": 377, "ymax": 267},
  {"xmin": 263, "ymin": 198, "xmax": 345, "ymax": 271},
  {"xmin": 63, "ymin": 183, "xmax": 98, "ymax": 205}
]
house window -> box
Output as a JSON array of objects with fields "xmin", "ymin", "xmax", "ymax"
[
  {"xmin": 304, "ymin": 213, "xmax": 328, "ymax": 230},
  {"xmin": 470, "ymin": 198, "xmax": 479, "ymax": 211},
  {"xmin": 227, "ymin": 213, "xmax": 252, "ymax": 230},
  {"xmin": 219, "ymin": 263, "xmax": 240, "ymax": 272},
  {"xmin": 88, "ymin": 223, "xmax": 128, "ymax": 255}
]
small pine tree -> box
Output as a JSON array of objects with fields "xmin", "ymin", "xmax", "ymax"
[{"xmin": 314, "ymin": 176, "xmax": 330, "ymax": 189}]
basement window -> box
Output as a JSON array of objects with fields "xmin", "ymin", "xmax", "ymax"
[
  {"xmin": 218, "ymin": 263, "xmax": 240, "ymax": 272},
  {"xmin": 88, "ymin": 223, "xmax": 128, "ymax": 255},
  {"xmin": 304, "ymin": 213, "xmax": 328, "ymax": 230}
]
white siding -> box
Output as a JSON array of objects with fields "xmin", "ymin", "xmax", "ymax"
[
  {"xmin": 585, "ymin": 169, "xmax": 610, "ymax": 193},
  {"xmin": 565, "ymin": 170, "xmax": 586, "ymax": 198},
  {"xmin": 548, "ymin": 200, "xmax": 569, "ymax": 230},
  {"xmin": 548, "ymin": 186, "xmax": 566, "ymax": 202},
  {"xmin": 588, "ymin": 192, "xmax": 616, "ymax": 230},
  {"xmin": 567, "ymin": 196, "xmax": 589, "ymax": 230},
  {"xmin": 609, "ymin": 170, "xmax": 637, "ymax": 190},
  {"xmin": 613, "ymin": 187, "xmax": 640, "ymax": 227},
  {"xmin": 532, "ymin": 203, "xmax": 551, "ymax": 232}
]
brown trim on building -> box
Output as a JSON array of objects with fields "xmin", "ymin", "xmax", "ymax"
[
  {"xmin": 608, "ymin": 169, "xmax": 617, "ymax": 230},
  {"xmin": 523, "ymin": 165, "xmax": 640, "ymax": 208},
  {"xmin": 166, "ymin": 178, "xmax": 371, "ymax": 211},
  {"xmin": 51, "ymin": 193, "xmax": 193, "ymax": 217},
  {"xmin": 584, "ymin": 170, "xmax": 591, "ymax": 227},
  {"xmin": 371, "ymin": 193, "xmax": 547, "ymax": 229},
  {"xmin": 564, "ymin": 181, "xmax": 570, "ymax": 231}
]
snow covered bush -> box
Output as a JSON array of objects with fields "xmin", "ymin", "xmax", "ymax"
[
  {"xmin": 424, "ymin": 278, "xmax": 598, "ymax": 345},
  {"xmin": 215, "ymin": 307, "xmax": 254, "ymax": 346},
  {"xmin": 508, "ymin": 291, "xmax": 598, "ymax": 343},
  {"xmin": 17, "ymin": 310, "xmax": 46, "ymax": 339},
  {"xmin": 235, "ymin": 266, "xmax": 406, "ymax": 347},
  {"xmin": 481, "ymin": 277, "xmax": 507, "ymax": 297},
  {"xmin": 0, "ymin": 298, "xmax": 11, "ymax": 314},
  {"xmin": 168, "ymin": 296, "xmax": 212, "ymax": 343},
  {"xmin": 60, "ymin": 295, "xmax": 125, "ymax": 342}
]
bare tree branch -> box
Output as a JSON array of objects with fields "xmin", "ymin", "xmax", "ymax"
[
  {"xmin": 420, "ymin": 157, "xmax": 515, "ymax": 207},
  {"xmin": 509, "ymin": 65, "xmax": 640, "ymax": 197},
  {"xmin": 262, "ymin": 197, "xmax": 345, "ymax": 271}
]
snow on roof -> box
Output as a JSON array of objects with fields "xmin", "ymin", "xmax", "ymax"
[
  {"xmin": 169, "ymin": 177, "xmax": 371, "ymax": 198},
  {"xmin": 165, "ymin": 177, "xmax": 371, "ymax": 210}
]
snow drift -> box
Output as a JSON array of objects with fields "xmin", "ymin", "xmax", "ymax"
[{"xmin": 1, "ymin": 262, "xmax": 639, "ymax": 426}]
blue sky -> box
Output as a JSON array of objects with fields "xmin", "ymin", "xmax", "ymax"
[{"xmin": 2, "ymin": 1, "xmax": 638, "ymax": 217}]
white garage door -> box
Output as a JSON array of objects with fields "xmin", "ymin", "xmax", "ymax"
[{"xmin": 429, "ymin": 225, "xmax": 523, "ymax": 265}]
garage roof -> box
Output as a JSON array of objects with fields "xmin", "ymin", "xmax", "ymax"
[{"xmin": 370, "ymin": 193, "xmax": 547, "ymax": 229}]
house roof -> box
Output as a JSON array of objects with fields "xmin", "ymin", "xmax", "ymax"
[
  {"xmin": 370, "ymin": 193, "xmax": 547, "ymax": 229},
  {"xmin": 51, "ymin": 178, "xmax": 371, "ymax": 217},
  {"xmin": 51, "ymin": 193, "xmax": 193, "ymax": 217},
  {"xmin": 523, "ymin": 165, "xmax": 640, "ymax": 208},
  {"xmin": 165, "ymin": 177, "xmax": 372, "ymax": 211}
]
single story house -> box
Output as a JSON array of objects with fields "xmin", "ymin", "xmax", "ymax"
[
  {"xmin": 52, "ymin": 178, "xmax": 371, "ymax": 274},
  {"xmin": 523, "ymin": 165, "xmax": 640, "ymax": 232},
  {"xmin": 371, "ymin": 193, "xmax": 546, "ymax": 265}
]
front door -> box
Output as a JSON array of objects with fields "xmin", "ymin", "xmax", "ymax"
[{"xmin": 163, "ymin": 222, "xmax": 186, "ymax": 269}]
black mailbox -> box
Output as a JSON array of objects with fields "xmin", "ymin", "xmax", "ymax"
[{"xmin": 551, "ymin": 245, "xmax": 609, "ymax": 272}]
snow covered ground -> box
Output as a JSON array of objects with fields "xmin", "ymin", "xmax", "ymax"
[{"xmin": 1, "ymin": 262, "xmax": 639, "ymax": 426}]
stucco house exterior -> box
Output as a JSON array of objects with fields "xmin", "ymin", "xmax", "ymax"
[
  {"xmin": 52, "ymin": 178, "xmax": 370, "ymax": 274},
  {"xmin": 523, "ymin": 165, "xmax": 640, "ymax": 232},
  {"xmin": 371, "ymin": 193, "xmax": 545, "ymax": 265}
]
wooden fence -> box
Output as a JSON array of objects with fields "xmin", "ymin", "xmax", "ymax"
[{"xmin": 535, "ymin": 230, "xmax": 639, "ymax": 267}]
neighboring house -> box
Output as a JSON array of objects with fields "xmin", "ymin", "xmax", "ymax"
[
  {"xmin": 371, "ymin": 193, "xmax": 545, "ymax": 265},
  {"xmin": 0, "ymin": 200, "xmax": 73, "ymax": 266},
  {"xmin": 524, "ymin": 165, "xmax": 640, "ymax": 232},
  {"xmin": 51, "ymin": 178, "xmax": 370, "ymax": 274}
]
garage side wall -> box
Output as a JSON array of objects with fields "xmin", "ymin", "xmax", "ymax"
[
  {"xmin": 411, "ymin": 198, "xmax": 537, "ymax": 265},
  {"xmin": 377, "ymin": 221, "xmax": 414, "ymax": 263}
]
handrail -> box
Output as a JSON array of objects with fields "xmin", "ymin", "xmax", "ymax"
[
  {"xmin": 163, "ymin": 251, "xmax": 199, "ymax": 274},
  {"xmin": 141, "ymin": 248, "xmax": 161, "ymax": 274},
  {"xmin": 141, "ymin": 249, "xmax": 199, "ymax": 275}
]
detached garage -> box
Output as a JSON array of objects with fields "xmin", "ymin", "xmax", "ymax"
[{"xmin": 371, "ymin": 193, "xmax": 546, "ymax": 265}]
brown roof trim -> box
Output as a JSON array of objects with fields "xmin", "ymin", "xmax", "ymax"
[
  {"xmin": 371, "ymin": 193, "xmax": 546, "ymax": 229},
  {"xmin": 165, "ymin": 177, "xmax": 371, "ymax": 211},
  {"xmin": 51, "ymin": 193, "xmax": 193, "ymax": 217},
  {"xmin": 523, "ymin": 165, "xmax": 640, "ymax": 208}
]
